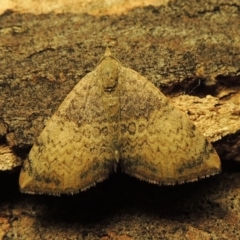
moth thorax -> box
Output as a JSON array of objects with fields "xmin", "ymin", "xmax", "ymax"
[{"xmin": 100, "ymin": 59, "xmax": 119, "ymax": 92}]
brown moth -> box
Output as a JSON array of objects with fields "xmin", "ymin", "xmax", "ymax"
[{"xmin": 19, "ymin": 48, "xmax": 221, "ymax": 195}]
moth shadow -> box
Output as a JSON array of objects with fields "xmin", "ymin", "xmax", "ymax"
[{"xmin": 37, "ymin": 171, "xmax": 227, "ymax": 225}]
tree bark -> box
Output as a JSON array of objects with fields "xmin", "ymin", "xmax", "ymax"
[{"xmin": 0, "ymin": 1, "xmax": 240, "ymax": 239}]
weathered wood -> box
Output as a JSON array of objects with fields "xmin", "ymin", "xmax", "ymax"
[
  {"xmin": 172, "ymin": 95, "xmax": 240, "ymax": 161},
  {"xmin": 0, "ymin": 145, "xmax": 21, "ymax": 170}
]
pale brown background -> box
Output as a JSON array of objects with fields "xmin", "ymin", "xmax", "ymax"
[{"xmin": 0, "ymin": 0, "xmax": 168, "ymax": 15}]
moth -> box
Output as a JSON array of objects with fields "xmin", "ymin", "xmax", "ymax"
[{"xmin": 19, "ymin": 48, "xmax": 221, "ymax": 195}]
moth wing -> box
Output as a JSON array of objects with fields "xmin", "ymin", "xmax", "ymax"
[
  {"xmin": 119, "ymin": 67, "xmax": 221, "ymax": 185},
  {"xmin": 19, "ymin": 70, "xmax": 116, "ymax": 195}
]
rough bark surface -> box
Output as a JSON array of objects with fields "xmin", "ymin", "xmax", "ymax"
[{"xmin": 0, "ymin": 0, "xmax": 240, "ymax": 239}]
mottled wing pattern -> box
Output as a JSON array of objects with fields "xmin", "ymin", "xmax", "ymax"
[
  {"xmin": 119, "ymin": 67, "xmax": 220, "ymax": 185},
  {"xmin": 19, "ymin": 69, "xmax": 116, "ymax": 194},
  {"xmin": 19, "ymin": 49, "xmax": 221, "ymax": 195}
]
